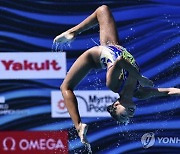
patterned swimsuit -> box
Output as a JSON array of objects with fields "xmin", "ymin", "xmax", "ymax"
[{"xmin": 100, "ymin": 45, "xmax": 140, "ymax": 93}]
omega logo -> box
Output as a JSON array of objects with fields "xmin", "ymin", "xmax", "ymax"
[{"xmin": 3, "ymin": 137, "xmax": 16, "ymax": 151}]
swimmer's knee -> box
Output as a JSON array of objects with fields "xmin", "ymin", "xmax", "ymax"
[
  {"xmin": 115, "ymin": 56, "xmax": 124, "ymax": 67},
  {"xmin": 97, "ymin": 5, "xmax": 110, "ymax": 16},
  {"xmin": 98, "ymin": 5, "xmax": 109, "ymax": 11},
  {"xmin": 60, "ymin": 83, "xmax": 73, "ymax": 93},
  {"xmin": 60, "ymin": 84, "xmax": 65, "ymax": 92}
]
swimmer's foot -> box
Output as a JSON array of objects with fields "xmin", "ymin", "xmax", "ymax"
[
  {"xmin": 139, "ymin": 76, "xmax": 154, "ymax": 87},
  {"xmin": 168, "ymin": 88, "xmax": 180, "ymax": 95},
  {"xmin": 77, "ymin": 123, "xmax": 89, "ymax": 144},
  {"xmin": 53, "ymin": 30, "xmax": 75, "ymax": 44}
]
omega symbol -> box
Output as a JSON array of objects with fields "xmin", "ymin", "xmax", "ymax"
[{"xmin": 3, "ymin": 137, "xmax": 16, "ymax": 151}]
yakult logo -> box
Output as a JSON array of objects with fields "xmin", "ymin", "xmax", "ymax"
[
  {"xmin": 0, "ymin": 131, "xmax": 68, "ymax": 154},
  {"xmin": 0, "ymin": 52, "xmax": 66, "ymax": 79},
  {"xmin": 1, "ymin": 60, "xmax": 61, "ymax": 71},
  {"xmin": 51, "ymin": 90, "xmax": 119, "ymax": 118}
]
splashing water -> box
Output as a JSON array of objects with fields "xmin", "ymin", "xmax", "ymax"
[
  {"xmin": 85, "ymin": 143, "xmax": 92, "ymax": 154},
  {"xmin": 52, "ymin": 41, "xmax": 72, "ymax": 52},
  {"xmin": 51, "ymin": 42, "xmax": 55, "ymax": 52},
  {"xmin": 52, "ymin": 42, "xmax": 61, "ymax": 52},
  {"xmin": 91, "ymin": 38, "xmax": 99, "ymax": 46}
]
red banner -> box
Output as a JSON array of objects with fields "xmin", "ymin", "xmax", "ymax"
[{"xmin": 0, "ymin": 131, "xmax": 68, "ymax": 154}]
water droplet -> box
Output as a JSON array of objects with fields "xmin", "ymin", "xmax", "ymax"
[{"xmin": 85, "ymin": 143, "xmax": 93, "ymax": 154}]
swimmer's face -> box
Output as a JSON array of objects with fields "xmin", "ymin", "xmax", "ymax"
[{"xmin": 107, "ymin": 99, "xmax": 136, "ymax": 124}]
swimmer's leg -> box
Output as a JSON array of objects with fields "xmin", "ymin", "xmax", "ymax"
[
  {"xmin": 134, "ymin": 87, "xmax": 180, "ymax": 99},
  {"xmin": 119, "ymin": 75, "xmax": 138, "ymax": 118},
  {"xmin": 120, "ymin": 75, "xmax": 138, "ymax": 100},
  {"xmin": 60, "ymin": 47, "xmax": 100, "ymax": 143},
  {"xmin": 95, "ymin": 5, "xmax": 119, "ymax": 45},
  {"xmin": 106, "ymin": 61, "xmax": 124, "ymax": 93},
  {"xmin": 54, "ymin": 5, "xmax": 119, "ymax": 45},
  {"xmin": 106, "ymin": 56, "xmax": 153, "ymax": 93}
]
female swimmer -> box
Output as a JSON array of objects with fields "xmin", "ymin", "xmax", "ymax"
[{"xmin": 54, "ymin": 5, "xmax": 180, "ymax": 144}]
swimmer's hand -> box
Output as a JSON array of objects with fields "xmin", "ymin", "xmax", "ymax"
[
  {"xmin": 77, "ymin": 123, "xmax": 89, "ymax": 144},
  {"xmin": 139, "ymin": 76, "xmax": 154, "ymax": 87},
  {"xmin": 53, "ymin": 31, "xmax": 75, "ymax": 44}
]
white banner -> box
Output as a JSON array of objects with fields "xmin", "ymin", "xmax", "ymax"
[
  {"xmin": 0, "ymin": 96, "xmax": 5, "ymax": 103},
  {"xmin": 51, "ymin": 90, "xmax": 119, "ymax": 118},
  {"xmin": 0, "ymin": 52, "xmax": 66, "ymax": 79}
]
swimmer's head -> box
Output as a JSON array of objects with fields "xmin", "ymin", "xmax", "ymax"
[{"xmin": 107, "ymin": 98, "xmax": 136, "ymax": 125}]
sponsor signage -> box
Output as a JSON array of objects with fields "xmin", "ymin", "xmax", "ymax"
[
  {"xmin": 0, "ymin": 96, "xmax": 28, "ymax": 115},
  {"xmin": 51, "ymin": 90, "xmax": 119, "ymax": 118},
  {"xmin": 0, "ymin": 96, "xmax": 5, "ymax": 103},
  {"xmin": 0, "ymin": 52, "xmax": 66, "ymax": 79},
  {"xmin": 0, "ymin": 131, "xmax": 68, "ymax": 154}
]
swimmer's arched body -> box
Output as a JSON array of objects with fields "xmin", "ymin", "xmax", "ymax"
[{"xmin": 54, "ymin": 5, "xmax": 180, "ymax": 144}]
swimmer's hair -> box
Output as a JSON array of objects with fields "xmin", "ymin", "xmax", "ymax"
[
  {"xmin": 110, "ymin": 110, "xmax": 128, "ymax": 125},
  {"xmin": 110, "ymin": 111, "xmax": 120, "ymax": 122},
  {"xmin": 107, "ymin": 98, "xmax": 130, "ymax": 125},
  {"xmin": 108, "ymin": 98, "xmax": 121, "ymax": 121}
]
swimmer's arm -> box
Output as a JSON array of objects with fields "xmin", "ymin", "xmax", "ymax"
[
  {"xmin": 116, "ymin": 57, "xmax": 153, "ymax": 87},
  {"xmin": 134, "ymin": 87, "xmax": 180, "ymax": 99}
]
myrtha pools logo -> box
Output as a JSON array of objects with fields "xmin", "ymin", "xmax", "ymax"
[
  {"xmin": 141, "ymin": 132, "xmax": 155, "ymax": 148},
  {"xmin": 51, "ymin": 90, "xmax": 118, "ymax": 118}
]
